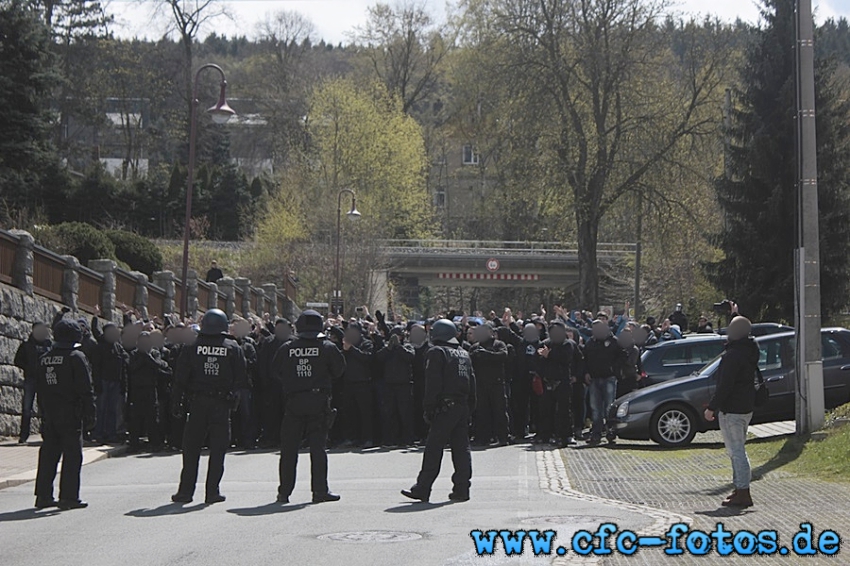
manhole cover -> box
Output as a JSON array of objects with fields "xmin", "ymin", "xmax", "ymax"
[
  {"xmin": 318, "ymin": 531, "xmax": 423, "ymax": 543},
  {"xmin": 520, "ymin": 515, "xmax": 616, "ymax": 527}
]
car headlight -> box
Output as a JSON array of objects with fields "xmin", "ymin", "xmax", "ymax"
[{"xmin": 616, "ymin": 401, "xmax": 630, "ymax": 418}]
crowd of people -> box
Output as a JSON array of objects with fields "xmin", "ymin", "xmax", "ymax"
[{"xmin": 15, "ymin": 301, "xmax": 731, "ymax": 452}]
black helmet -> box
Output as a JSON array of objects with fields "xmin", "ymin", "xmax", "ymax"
[
  {"xmin": 296, "ymin": 310, "xmax": 326, "ymax": 339},
  {"xmin": 430, "ymin": 319, "xmax": 459, "ymax": 345},
  {"xmin": 53, "ymin": 319, "xmax": 83, "ymax": 348},
  {"xmin": 200, "ymin": 309, "xmax": 229, "ymax": 336}
]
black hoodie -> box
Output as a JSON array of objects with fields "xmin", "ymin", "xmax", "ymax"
[{"xmin": 708, "ymin": 337, "xmax": 760, "ymax": 414}]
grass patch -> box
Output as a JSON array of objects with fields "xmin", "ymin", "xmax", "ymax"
[{"xmin": 746, "ymin": 422, "xmax": 850, "ymax": 483}]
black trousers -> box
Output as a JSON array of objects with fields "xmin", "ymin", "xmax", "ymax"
[
  {"xmin": 261, "ymin": 380, "xmax": 283, "ymax": 445},
  {"xmin": 381, "ymin": 383, "xmax": 414, "ymax": 445},
  {"xmin": 278, "ymin": 392, "xmax": 329, "ymax": 498},
  {"xmin": 414, "ymin": 404, "xmax": 472, "ymax": 497},
  {"xmin": 537, "ymin": 383, "xmax": 573, "ymax": 440},
  {"xmin": 129, "ymin": 389, "xmax": 161, "ymax": 448},
  {"xmin": 177, "ymin": 395, "xmax": 230, "ymax": 498},
  {"xmin": 35, "ymin": 417, "xmax": 83, "ymax": 502},
  {"xmin": 343, "ymin": 381, "xmax": 373, "ymax": 443},
  {"xmin": 412, "ymin": 380, "xmax": 427, "ymax": 441},
  {"xmin": 510, "ymin": 376, "xmax": 532, "ymax": 438},
  {"xmin": 474, "ymin": 378, "xmax": 510, "ymax": 443}
]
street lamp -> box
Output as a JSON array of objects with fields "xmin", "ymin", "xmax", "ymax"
[
  {"xmin": 333, "ymin": 188, "xmax": 361, "ymax": 315},
  {"xmin": 180, "ymin": 64, "xmax": 236, "ymax": 318}
]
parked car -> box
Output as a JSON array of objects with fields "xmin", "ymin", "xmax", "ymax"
[
  {"xmin": 610, "ymin": 328, "xmax": 850, "ymax": 447},
  {"xmin": 640, "ymin": 336, "xmax": 727, "ymax": 385},
  {"xmin": 718, "ymin": 322, "xmax": 794, "ymax": 337}
]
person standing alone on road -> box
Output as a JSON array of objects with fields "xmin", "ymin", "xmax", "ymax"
[
  {"xmin": 34, "ymin": 320, "xmax": 96, "ymax": 510},
  {"xmin": 274, "ymin": 310, "xmax": 346, "ymax": 504},
  {"xmin": 704, "ymin": 316, "xmax": 759, "ymax": 508},
  {"xmin": 402, "ymin": 319, "xmax": 476, "ymax": 503},
  {"xmin": 170, "ymin": 309, "xmax": 247, "ymax": 505}
]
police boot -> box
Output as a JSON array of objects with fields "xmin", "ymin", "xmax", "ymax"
[
  {"xmin": 35, "ymin": 498, "xmax": 59, "ymax": 510},
  {"xmin": 312, "ymin": 492, "xmax": 341, "ymax": 503},
  {"xmin": 58, "ymin": 499, "xmax": 88, "ymax": 510},
  {"xmin": 205, "ymin": 493, "xmax": 226, "ymax": 505},
  {"xmin": 401, "ymin": 487, "xmax": 429, "ymax": 503},
  {"xmin": 448, "ymin": 491, "xmax": 470, "ymax": 502},
  {"xmin": 171, "ymin": 493, "xmax": 193, "ymax": 504}
]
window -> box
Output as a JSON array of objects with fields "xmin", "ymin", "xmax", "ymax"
[
  {"xmin": 462, "ymin": 144, "xmax": 479, "ymax": 165},
  {"xmin": 434, "ymin": 188, "xmax": 446, "ymax": 208},
  {"xmin": 758, "ymin": 338, "xmax": 791, "ymax": 371},
  {"xmin": 661, "ymin": 347, "xmax": 689, "ymax": 367},
  {"xmin": 690, "ymin": 342, "xmax": 725, "ymax": 365},
  {"xmin": 822, "ymin": 335, "xmax": 845, "ymax": 360}
]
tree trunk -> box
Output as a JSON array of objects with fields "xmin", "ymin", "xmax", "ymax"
[{"xmin": 576, "ymin": 208, "xmax": 600, "ymax": 311}]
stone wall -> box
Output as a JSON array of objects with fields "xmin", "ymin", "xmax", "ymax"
[{"xmin": 0, "ymin": 284, "xmax": 65, "ymax": 437}]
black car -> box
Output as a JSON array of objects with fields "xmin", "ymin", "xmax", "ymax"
[
  {"xmin": 718, "ymin": 322, "xmax": 794, "ymax": 337},
  {"xmin": 610, "ymin": 328, "xmax": 850, "ymax": 447},
  {"xmin": 640, "ymin": 336, "xmax": 727, "ymax": 386}
]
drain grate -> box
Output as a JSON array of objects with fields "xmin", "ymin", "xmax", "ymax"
[{"xmin": 318, "ymin": 531, "xmax": 423, "ymax": 543}]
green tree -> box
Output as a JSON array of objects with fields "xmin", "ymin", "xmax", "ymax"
[
  {"xmin": 708, "ymin": 0, "xmax": 850, "ymax": 322},
  {"xmin": 0, "ymin": 0, "xmax": 60, "ymax": 217}
]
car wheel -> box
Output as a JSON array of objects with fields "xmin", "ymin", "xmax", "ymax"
[{"xmin": 649, "ymin": 404, "xmax": 697, "ymax": 448}]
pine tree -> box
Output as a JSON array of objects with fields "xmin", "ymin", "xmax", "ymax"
[
  {"xmin": 708, "ymin": 0, "xmax": 850, "ymax": 322},
  {"xmin": 0, "ymin": 0, "xmax": 61, "ymax": 217}
]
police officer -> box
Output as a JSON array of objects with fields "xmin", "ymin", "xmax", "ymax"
[
  {"xmin": 171, "ymin": 309, "xmax": 247, "ymax": 504},
  {"xmin": 274, "ymin": 310, "xmax": 346, "ymax": 504},
  {"xmin": 34, "ymin": 320, "xmax": 96, "ymax": 510},
  {"xmin": 402, "ymin": 319, "xmax": 476, "ymax": 503}
]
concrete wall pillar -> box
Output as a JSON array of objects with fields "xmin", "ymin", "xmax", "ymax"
[
  {"xmin": 261, "ymin": 284, "xmax": 278, "ymax": 319},
  {"xmin": 206, "ymin": 282, "xmax": 219, "ymax": 310},
  {"xmin": 132, "ymin": 271, "xmax": 149, "ymax": 320},
  {"xmin": 185, "ymin": 269, "xmax": 199, "ymax": 319},
  {"xmin": 9, "ymin": 230, "xmax": 34, "ymax": 296},
  {"xmin": 61, "ymin": 255, "xmax": 80, "ymax": 312},
  {"xmin": 152, "ymin": 271, "xmax": 176, "ymax": 315},
  {"xmin": 89, "ymin": 259, "xmax": 117, "ymax": 318},
  {"xmin": 217, "ymin": 277, "xmax": 236, "ymax": 320},
  {"xmin": 368, "ymin": 270, "xmax": 389, "ymax": 316},
  {"xmin": 234, "ymin": 277, "xmax": 251, "ymax": 318}
]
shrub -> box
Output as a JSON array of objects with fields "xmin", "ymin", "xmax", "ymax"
[
  {"xmin": 35, "ymin": 222, "xmax": 115, "ymax": 266},
  {"xmin": 106, "ymin": 230, "xmax": 163, "ymax": 276}
]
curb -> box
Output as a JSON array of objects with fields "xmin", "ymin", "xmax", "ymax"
[{"xmin": 0, "ymin": 444, "xmax": 127, "ymax": 491}]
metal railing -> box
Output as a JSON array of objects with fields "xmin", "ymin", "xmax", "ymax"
[{"xmin": 378, "ymin": 239, "xmax": 636, "ymax": 255}]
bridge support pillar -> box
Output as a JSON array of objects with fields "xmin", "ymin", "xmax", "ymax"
[{"xmin": 368, "ymin": 270, "xmax": 389, "ymax": 316}]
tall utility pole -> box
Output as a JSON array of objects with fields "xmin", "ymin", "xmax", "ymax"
[{"xmin": 794, "ymin": 0, "xmax": 824, "ymax": 434}]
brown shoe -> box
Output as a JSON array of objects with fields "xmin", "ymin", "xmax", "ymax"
[
  {"xmin": 721, "ymin": 489, "xmax": 737, "ymax": 505},
  {"xmin": 724, "ymin": 488, "xmax": 753, "ymax": 508}
]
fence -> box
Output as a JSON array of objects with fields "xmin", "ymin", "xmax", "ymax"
[{"xmin": 0, "ymin": 228, "xmax": 298, "ymax": 322}]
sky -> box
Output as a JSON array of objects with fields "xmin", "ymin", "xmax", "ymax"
[{"xmin": 107, "ymin": 0, "xmax": 850, "ymax": 44}]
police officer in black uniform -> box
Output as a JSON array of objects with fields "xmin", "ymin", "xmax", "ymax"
[
  {"xmin": 402, "ymin": 319, "xmax": 476, "ymax": 503},
  {"xmin": 34, "ymin": 319, "xmax": 96, "ymax": 510},
  {"xmin": 274, "ymin": 310, "xmax": 346, "ymax": 504},
  {"xmin": 171, "ymin": 309, "xmax": 247, "ymax": 504}
]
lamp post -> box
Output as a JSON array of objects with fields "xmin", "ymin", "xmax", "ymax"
[
  {"xmin": 180, "ymin": 64, "xmax": 236, "ymax": 318},
  {"xmin": 333, "ymin": 188, "xmax": 361, "ymax": 315}
]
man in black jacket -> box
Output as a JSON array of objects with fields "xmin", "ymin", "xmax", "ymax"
[
  {"xmin": 375, "ymin": 327, "xmax": 416, "ymax": 447},
  {"xmin": 705, "ymin": 316, "xmax": 759, "ymax": 508},
  {"xmin": 409, "ymin": 324, "xmax": 430, "ymax": 442},
  {"xmin": 257, "ymin": 319, "xmax": 292, "ymax": 448},
  {"xmin": 275, "ymin": 310, "xmax": 346, "ymax": 503},
  {"xmin": 583, "ymin": 320, "xmax": 625, "ymax": 445},
  {"xmin": 402, "ymin": 319, "xmax": 476, "ymax": 503},
  {"xmin": 34, "ymin": 320, "xmax": 96, "ymax": 510},
  {"xmin": 537, "ymin": 321, "xmax": 581, "ymax": 447},
  {"xmin": 341, "ymin": 322, "xmax": 374, "ymax": 448},
  {"xmin": 511, "ymin": 323, "xmax": 540, "ymax": 441},
  {"xmin": 90, "ymin": 320, "xmax": 129, "ymax": 444},
  {"xmin": 127, "ymin": 331, "xmax": 170, "ymax": 452},
  {"xmin": 14, "ymin": 322, "xmax": 52, "ymax": 443},
  {"xmin": 469, "ymin": 323, "xmax": 510, "ymax": 446}
]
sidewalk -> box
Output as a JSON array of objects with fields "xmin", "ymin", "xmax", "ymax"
[
  {"xmin": 562, "ymin": 426, "xmax": 850, "ymax": 565},
  {"xmin": 0, "ymin": 436, "xmax": 126, "ymax": 490}
]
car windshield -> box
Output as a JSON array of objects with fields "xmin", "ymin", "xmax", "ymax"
[{"xmin": 694, "ymin": 353, "xmax": 723, "ymax": 376}]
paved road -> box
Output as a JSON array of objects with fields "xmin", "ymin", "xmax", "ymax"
[{"xmin": 0, "ymin": 446, "xmax": 657, "ymax": 565}]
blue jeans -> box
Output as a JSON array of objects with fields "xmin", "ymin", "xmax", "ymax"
[
  {"xmin": 588, "ymin": 376, "xmax": 617, "ymax": 440},
  {"xmin": 94, "ymin": 381, "xmax": 123, "ymax": 442},
  {"xmin": 719, "ymin": 411, "xmax": 752, "ymax": 489}
]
